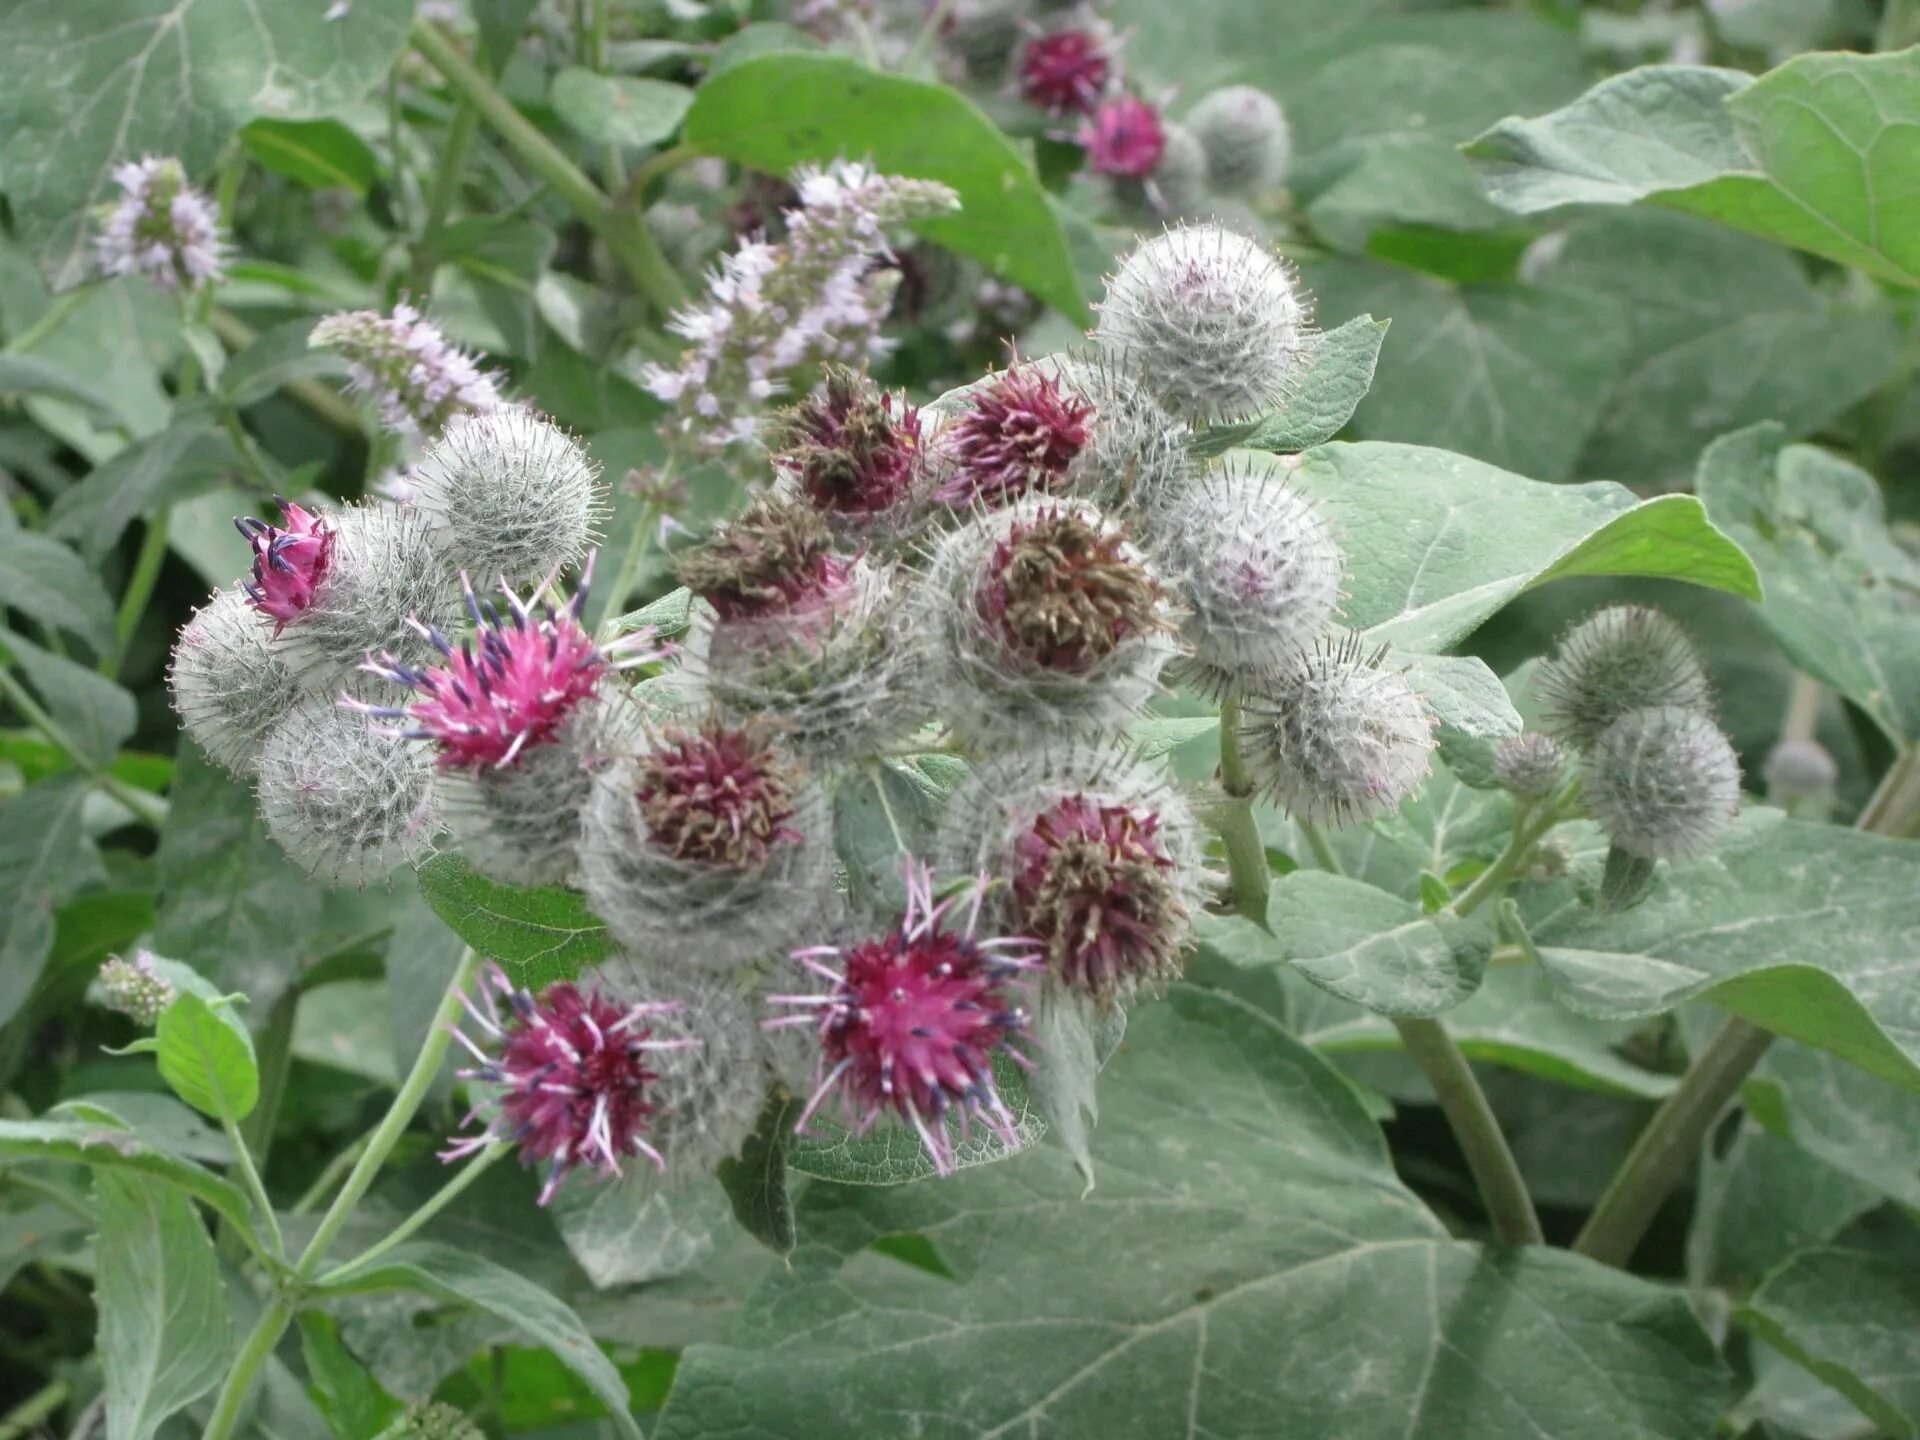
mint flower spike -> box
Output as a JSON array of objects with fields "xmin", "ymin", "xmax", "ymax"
[
  {"xmin": 95, "ymin": 156, "xmax": 227, "ymax": 292},
  {"xmin": 640, "ymin": 159, "xmax": 960, "ymax": 455},
  {"xmin": 766, "ymin": 861, "xmax": 1041, "ymax": 1175},
  {"xmin": 95, "ymin": 951, "xmax": 176, "ymax": 1026},
  {"xmin": 444, "ymin": 965, "xmax": 697, "ymax": 1205},
  {"xmin": 309, "ymin": 303, "xmax": 502, "ymax": 440}
]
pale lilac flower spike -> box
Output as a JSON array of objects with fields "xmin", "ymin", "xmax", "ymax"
[
  {"xmin": 96, "ymin": 158, "xmax": 227, "ymax": 292},
  {"xmin": 309, "ymin": 303, "xmax": 503, "ymax": 440}
]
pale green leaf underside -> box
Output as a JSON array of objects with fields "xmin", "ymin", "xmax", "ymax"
[
  {"xmin": 656, "ymin": 989, "xmax": 1726, "ymax": 1440},
  {"xmin": 414, "ymin": 852, "xmax": 612, "ymax": 989}
]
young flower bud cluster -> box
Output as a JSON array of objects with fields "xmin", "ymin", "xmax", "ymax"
[
  {"xmin": 1537, "ymin": 606, "xmax": 1739, "ymax": 865},
  {"xmin": 1493, "ymin": 732, "xmax": 1567, "ymax": 802},
  {"xmin": 94, "ymin": 952, "xmax": 176, "ymax": 1027},
  {"xmin": 95, "ymin": 157, "xmax": 226, "ymax": 292},
  {"xmin": 640, "ymin": 161, "xmax": 960, "ymax": 454},
  {"xmin": 1186, "ymin": 85, "xmax": 1293, "ymax": 194},
  {"xmin": 309, "ymin": 304, "xmax": 503, "ymax": 440}
]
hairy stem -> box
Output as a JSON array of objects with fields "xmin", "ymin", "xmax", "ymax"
[
  {"xmin": 316, "ymin": 1143, "xmax": 507, "ymax": 1286},
  {"xmin": 200, "ymin": 1303, "xmax": 292, "ymax": 1440},
  {"xmin": 1296, "ymin": 819, "xmax": 1344, "ymax": 877},
  {"xmin": 1573, "ymin": 1017, "xmax": 1772, "ymax": 1266},
  {"xmin": 411, "ymin": 22, "xmax": 686, "ymax": 315},
  {"xmin": 1393, "ymin": 1017, "xmax": 1544, "ymax": 1246},
  {"xmin": 293, "ymin": 946, "xmax": 479, "ymax": 1280},
  {"xmin": 1212, "ymin": 697, "xmax": 1271, "ymax": 923},
  {"xmin": 104, "ymin": 507, "xmax": 171, "ymax": 679},
  {"xmin": 1450, "ymin": 799, "xmax": 1563, "ymax": 919}
]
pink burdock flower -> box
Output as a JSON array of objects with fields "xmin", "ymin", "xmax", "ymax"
[
  {"xmin": 445, "ymin": 967, "xmax": 694, "ymax": 1204},
  {"xmin": 977, "ymin": 507, "xmax": 1166, "ymax": 672},
  {"xmin": 235, "ymin": 499, "xmax": 333, "ymax": 633},
  {"xmin": 309, "ymin": 303, "xmax": 502, "ymax": 440},
  {"xmin": 766, "ymin": 364, "xmax": 923, "ymax": 520},
  {"xmin": 96, "ymin": 157, "xmax": 226, "ymax": 291},
  {"xmin": 359, "ymin": 562, "xmax": 661, "ymax": 771},
  {"xmin": 1012, "ymin": 794, "xmax": 1187, "ymax": 1006},
  {"xmin": 1078, "ymin": 95, "xmax": 1166, "ymax": 179},
  {"xmin": 635, "ymin": 717, "xmax": 804, "ymax": 868},
  {"xmin": 936, "ymin": 365, "xmax": 1094, "ymax": 506},
  {"xmin": 1018, "ymin": 28, "xmax": 1113, "ymax": 116},
  {"xmin": 674, "ymin": 496, "xmax": 858, "ymax": 628},
  {"xmin": 769, "ymin": 862, "xmax": 1039, "ymax": 1173}
]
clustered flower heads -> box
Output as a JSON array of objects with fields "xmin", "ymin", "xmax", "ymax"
[
  {"xmin": 95, "ymin": 156, "xmax": 226, "ymax": 291},
  {"xmin": 310, "ymin": 303, "xmax": 503, "ymax": 440},
  {"xmin": 640, "ymin": 160, "xmax": 961, "ymax": 454},
  {"xmin": 94, "ymin": 952, "xmax": 176, "ymax": 1027}
]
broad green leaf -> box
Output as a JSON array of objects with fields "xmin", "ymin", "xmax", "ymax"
[
  {"xmin": 552, "ymin": 1172, "xmax": 724, "ymax": 1290},
  {"xmin": 608, "ymin": 584, "xmax": 693, "ymax": 642},
  {"xmin": 10, "ymin": 279, "xmax": 179, "ymax": 456},
  {"xmin": 550, "ymin": 68, "xmax": 692, "ymax": 150},
  {"xmin": 3, "ymin": 629, "xmax": 138, "ymax": 767},
  {"xmin": 96, "ymin": 1171, "xmax": 233, "ymax": 1440},
  {"xmin": 1124, "ymin": 714, "xmax": 1219, "ymax": 763},
  {"xmin": 1027, "ymin": 991, "xmax": 1124, "ymax": 1188},
  {"xmin": 1696, "ymin": 423, "xmax": 1920, "ymax": 747},
  {"xmin": 414, "ymin": 852, "xmax": 611, "ymax": 989},
  {"xmin": 1189, "ymin": 316, "xmax": 1388, "ymax": 458},
  {"xmin": 1528, "ymin": 811, "xmax": 1920, "ymax": 1092},
  {"xmin": 45, "ymin": 416, "xmax": 241, "ymax": 563},
  {"xmin": 1534, "ymin": 211, "xmax": 1899, "ymax": 485},
  {"xmin": 1468, "ymin": 52, "xmax": 1920, "ymax": 287},
  {"xmin": 832, "ymin": 760, "xmax": 945, "ymax": 912},
  {"xmin": 681, "ymin": 52, "xmax": 1088, "ymax": 323},
  {"xmin": 322, "ymin": 1243, "xmax": 641, "ymax": 1440},
  {"xmin": 1301, "ymin": 258, "xmax": 1630, "ymax": 480},
  {"xmin": 297, "ymin": 1313, "xmax": 401, "ymax": 1440},
  {"xmin": 218, "ymin": 318, "xmax": 350, "ymax": 409},
  {"xmin": 0, "ymin": 1117, "xmax": 255, "ymax": 1234},
  {"xmin": 1746, "ymin": 1041, "xmax": 1920, "ymax": 1209},
  {"xmin": 156, "ymin": 991, "xmax": 259, "ymax": 1121},
  {"xmin": 1740, "ymin": 1213, "xmax": 1920, "ymax": 1439},
  {"xmin": 240, "ymin": 117, "xmax": 379, "ymax": 194},
  {"xmin": 716, "ymin": 1091, "xmax": 800, "ymax": 1257},
  {"xmin": 0, "ymin": 0, "xmax": 415, "ymax": 285},
  {"xmin": 1277, "ymin": 444, "xmax": 1761, "ymax": 652},
  {"xmin": 1402, "ymin": 652, "xmax": 1522, "ymax": 788},
  {"xmin": 1197, "ymin": 872, "xmax": 1491, "ymax": 1017},
  {"xmin": 1688, "ymin": 1117, "xmax": 1879, "ymax": 1289},
  {"xmin": 1304, "ymin": 138, "xmax": 1512, "ymax": 252},
  {"xmin": 0, "ymin": 530, "xmax": 115, "ymax": 650},
  {"xmin": 385, "ymin": 894, "xmax": 468, "ymax": 1108},
  {"xmin": 0, "ymin": 775, "xmax": 105, "ymax": 1027},
  {"xmin": 0, "ymin": 353, "xmax": 129, "ymax": 423},
  {"xmin": 154, "ymin": 744, "xmax": 321, "ymax": 1006},
  {"xmin": 656, "ymin": 989, "xmax": 1728, "ymax": 1440},
  {"xmin": 0, "ymin": 1201, "xmax": 89, "ymax": 1291}
]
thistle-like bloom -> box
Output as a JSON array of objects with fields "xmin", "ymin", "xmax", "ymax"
[
  {"xmin": 445, "ymin": 967, "xmax": 695, "ymax": 1204},
  {"xmin": 935, "ymin": 364, "xmax": 1094, "ymax": 507},
  {"xmin": 96, "ymin": 157, "xmax": 226, "ymax": 291},
  {"xmin": 768, "ymin": 862, "xmax": 1039, "ymax": 1173},
  {"xmin": 235, "ymin": 499, "xmax": 333, "ymax": 632},
  {"xmin": 636, "ymin": 719, "xmax": 803, "ymax": 865},
  {"xmin": 310, "ymin": 303, "xmax": 503, "ymax": 440},
  {"xmin": 96, "ymin": 952, "xmax": 175, "ymax": 1026},
  {"xmin": 640, "ymin": 160, "xmax": 960, "ymax": 454},
  {"xmin": 979, "ymin": 507, "xmax": 1167, "ymax": 672},
  {"xmin": 766, "ymin": 364, "xmax": 924, "ymax": 525},
  {"xmin": 674, "ymin": 496, "xmax": 857, "ymax": 626},
  {"xmin": 1018, "ymin": 28, "xmax": 1113, "ymax": 116},
  {"xmin": 1077, "ymin": 96, "xmax": 1167, "ymax": 179}
]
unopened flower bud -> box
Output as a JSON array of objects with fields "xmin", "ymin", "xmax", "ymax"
[
  {"xmin": 1236, "ymin": 636, "xmax": 1435, "ymax": 826},
  {"xmin": 1096, "ymin": 223, "xmax": 1311, "ymax": 423},
  {"xmin": 95, "ymin": 952, "xmax": 176, "ymax": 1026},
  {"xmin": 1017, "ymin": 26, "xmax": 1113, "ymax": 116},
  {"xmin": 1187, "ymin": 85, "xmax": 1292, "ymax": 194},
  {"xmin": 409, "ymin": 409, "xmax": 604, "ymax": 589},
  {"xmin": 1147, "ymin": 122, "xmax": 1210, "ymax": 217},
  {"xmin": 1582, "ymin": 705, "xmax": 1741, "ymax": 861},
  {"xmin": 1493, "ymin": 733, "xmax": 1566, "ymax": 801},
  {"xmin": 168, "ymin": 586, "xmax": 302, "ymax": 776},
  {"xmin": 1078, "ymin": 95, "xmax": 1167, "ymax": 180},
  {"xmin": 1537, "ymin": 606, "xmax": 1714, "ymax": 750}
]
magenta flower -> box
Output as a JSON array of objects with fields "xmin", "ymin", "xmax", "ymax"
[
  {"xmin": 977, "ymin": 508, "xmax": 1165, "ymax": 672},
  {"xmin": 936, "ymin": 365, "xmax": 1093, "ymax": 506},
  {"xmin": 1078, "ymin": 96, "xmax": 1167, "ymax": 179},
  {"xmin": 635, "ymin": 718, "xmax": 804, "ymax": 868},
  {"xmin": 235, "ymin": 499, "xmax": 333, "ymax": 633},
  {"xmin": 675, "ymin": 497, "xmax": 860, "ymax": 628},
  {"xmin": 768, "ymin": 862, "xmax": 1039, "ymax": 1173},
  {"xmin": 1019, "ymin": 29, "xmax": 1113, "ymax": 116},
  {"xmin": 1012, "ymin": 794, "xmax": 1187, "ymax": 1005},
  {"xmin": 360, "ymin": 564, "xmax": 661, "ymax": 771},
  {"xmin": 767, "ymin": 365, "xmax": 923, "ymax": 519},
  {"xmin": 445, "ymin": 967, "xmax": 694, "ymax": 1204}
]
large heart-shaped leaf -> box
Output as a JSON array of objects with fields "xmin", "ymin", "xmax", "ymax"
[{"xmin": 654, "ymin": 988, "xmax": 1728, "ymax": 1440}]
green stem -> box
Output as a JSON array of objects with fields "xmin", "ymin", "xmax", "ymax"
[
  {"xmin": 410, "ymin": 21, "xmax": 686, "ymax": 314},
  {"xmin": 594, "ymin": 497, "xmax": 663, "ymax": 640},
  {"xmin": 1573, "ymin": 1017, "xmax": 1772, "ymax": 1266},
  {"xmin": 0, "ymin": 668, "xmax": 169, "ymax": 827},
  {"xmin": 1297, "ymin": 819, "xmax": 1344, "ymax": 877},
  {"xmin": 1858, "ymin": 745, "xmax": 1920, "ymax": 836},
  {"xmin": 293, "ymin": 947, "xmax": 479, "ymax": 1280},
  {"xmin": 410, "ymin": 100, "xmax": 479, "ymax": 298},
  {"xmin": 1, "ymin": 290, "xmax": 88, "ymax": 358},
  {"xmin": 201, "ymin": 1303, "xmax": 292, "ymax": 1440},
  {"xmin": 245, "ymin": 988, "xmax": 299, "ymax": 1172},
  {"xmin": 291, "ymin": 1129, "xmax": 374, "ymax": 1216},
  {"xmin": 1212, "ymin": 697, "xmax": 1271, "ymax": 924},
  {"xmin": 613, "ymin": 142, "xmax": 700, "ymax": 211},
  {"xmin": 1450, "ymin": 800, "xmax": 1562, "ymax": 919},
  {"xmin": 0, "ymin": 1379, "xmax": 68, "ymax": 1440},
  {"xmin": 221, "ymin": 1118, "xmax": 286, "ymax": 1261},
  {"xmin": 316, "ymin": 1144, "xmax": 507, "ymax": 1286},
  {"xmin": 1394, "ymin": 1016, "xmax": 1543, "ymax": 1246},
  {"xmin": 104, "ymin": 508, "xmax": 171, "ymax": 678}
]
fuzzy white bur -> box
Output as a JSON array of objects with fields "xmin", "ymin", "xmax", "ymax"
[
  {"xmin": 1583, "ymin": 705, "xmax": 1741, "ymax": 861},
  {"xmin": 168, "ymin": 586, "xmax": 303, "ymax": 776}
]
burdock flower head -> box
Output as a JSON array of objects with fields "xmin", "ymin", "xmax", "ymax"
[
  {"xmin": 96, "ymin": 157, "xmax": 226, "ymax": 291},
  {"xmin": 445, "ymin": 967, "xmax": 695, "ymax": 1205},
  {"xmin": 1018, "ymin": 26, "xmax": 1115, "ymax": 116},
  {"xmin": 675, "ymin": 495, "xmax": 856, "ymax": 628},
  {"xmin": 765, "ymin": 364, "xmax": 925, "ymax": 533},
  {"xmin": 310, "ymin": 303, "xmax": 503, "ymax": 440},
  {"xmin": 934, "ymin": 362, "xmax": 1095, "ymax": 507},
  {"xmin": 979, "ymin": 506, "xmax": 1164, "ymax": 671},
  {"xmin": 767, "ymin": 861, "xmax": 1039, "ymax": 1173},
  {"xmin": 1077, "ymin": 95, "xmax": 1167, "ymax": 179},
  {"xmin": 236, "ymin": 500, "xmax": 332, "ymax": 633}
]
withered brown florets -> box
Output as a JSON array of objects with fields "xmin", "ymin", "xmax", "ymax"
[
  {"xmin": 634, "ymin": 718, "xmax": 803, "ymax": 868},
  {"xmin": 979, "ymin": 509, "xmax": 1167, "ymax": 671},
  {"xmin": 766, "ymin": 364, "xmax": 923, "ymax": 518},
  {"xmin": 674, "ymin": 496, "xmax": 851, "ymax": 622}
]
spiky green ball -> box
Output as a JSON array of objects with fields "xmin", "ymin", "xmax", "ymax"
[
  {"xmin": 1582, "ymin": 705, "xmax": 1740, "ymax": 860},
  {"xmin": 168, "ymin": 586, "xmax": 302, "ymax": 776},
  {"xmin": 1536, "ymin": 606, "xmax": 1713, "ymax": 750}
]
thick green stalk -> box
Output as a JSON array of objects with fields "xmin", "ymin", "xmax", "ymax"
[
  {"xmin": 201, "ymin": 1303, "xmax": 292, "ymax": 1440},
  {"xmin": 409, "ymin": 100, "xmax": 479, "ymax": 297},
  {"xmin": 410, "ymin": 22, "xmax": 686, "ymax": 314},
  {"xmin": 1212, "ymin": 698, "xmax": 1271, "ymax": 924},
  {"xmin": 293, "ymin": 947, "xmax": 479, "ymax": 1280},
  {"xmin": 104, "ymin": 507, "xmax": 171, "ymax": 678}
]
